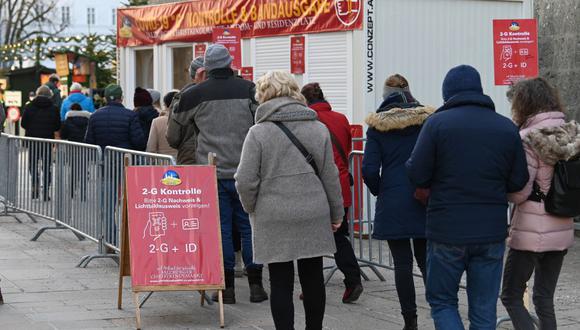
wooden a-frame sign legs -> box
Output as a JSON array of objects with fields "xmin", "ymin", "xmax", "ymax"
[{"xmin": 116, "ymin": 156, "xmax": 225, "ymax": 329}]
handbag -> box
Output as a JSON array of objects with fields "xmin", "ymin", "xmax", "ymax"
[{"xmin": 527, "ymin": 157, "xmax": 580, "ymax": 217}]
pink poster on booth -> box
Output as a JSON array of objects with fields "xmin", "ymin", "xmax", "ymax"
[
  {"xmin": 212, "ymin": 27, "xmax": 242, "ymax": 70},
  {"xmin": 125, "ymin": 166, "xmax": 223, "ymax": 288}
]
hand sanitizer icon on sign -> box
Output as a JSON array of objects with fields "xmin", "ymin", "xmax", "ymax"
[{"xmin": 143, "ymin": 212, "xmax": 167, "ymax": 240}]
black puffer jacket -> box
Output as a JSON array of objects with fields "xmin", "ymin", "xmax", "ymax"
[
  {"xmin": 61, "ymin": 110, "xmax": 91, "ymax": 142},
  {"xmin": 21, "ymin": 96, "xmax": 61, "ymax": 139},
  {"xmin": 134, "ymin": 105, "xmax": 158, "ymax": 142}
]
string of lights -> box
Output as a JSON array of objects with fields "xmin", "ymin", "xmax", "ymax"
[{"xmin": 0, "ymin": 35, "xmax": 116, "ymax": 62}]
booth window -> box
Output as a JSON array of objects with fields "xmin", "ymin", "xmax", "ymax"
[
  {"xmin": 172, "ymin": 47, "xmax": 193, "ymax": 90},
  {"xmin": 135, "ymin": 49, "xmax": 154, "ymax": 89}
]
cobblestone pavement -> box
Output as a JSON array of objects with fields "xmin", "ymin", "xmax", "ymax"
[{"xmin": 1, "ymin": 214, "xmax": 579, "ymax": 329}]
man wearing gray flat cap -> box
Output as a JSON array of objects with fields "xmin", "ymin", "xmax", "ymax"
[
  {"xmin": 167, "ymin": 44, "xmax": 267, "ymax": 305},
  {"xmin": 166, "ymin": 56, "xmax": 206, "ymax": 165}
]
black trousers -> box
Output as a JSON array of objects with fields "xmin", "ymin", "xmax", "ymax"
[
  {"xmin": 269, "ymin": 257, "xmax": 325, "ymax": 330},
  {"xmin": 501, "ymin": 248, "xmax": 567, "ymax": 330},
  {"xmin": 28, "ymin": 143, "xmax": 52, "ymax": 198},
  {"xmin": 387, "ymin": 238, "xmax": 427, "ymax": 316},
  {"xmin": 334, "ymin": 207, "xmax": 362, "ymax": 287}
]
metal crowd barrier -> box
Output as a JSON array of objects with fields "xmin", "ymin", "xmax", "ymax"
[
  {"xmin": 0, "ymin": 133, "xmax": 11, "ymax": 216},
  {"xmin": 98, "ymin": 146, "xmax": 175, "ymax": 264},
  {"xmin": 348, "ymin": 151, "xmax": 393, "ymax": 276},
  {"xmin": 0, "ymin": 134, "xmax": 176, "ymax": 268}
]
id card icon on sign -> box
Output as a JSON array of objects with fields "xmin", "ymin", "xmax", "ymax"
[{"xmin": 182, "ymin": 218, "xmax": 200, "ymax": 231}]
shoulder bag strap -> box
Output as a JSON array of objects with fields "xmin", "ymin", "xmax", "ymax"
[
  {"xmin": 273, "ymin": 121, "xmax": 320, "ymax": 177},
  {"xmin": 317, "ymin": 119, "xmax": 349, "ymax": 165},
  {"xmin": 328, "ymin": 130, "xmax": 349, "ymax": 165}
]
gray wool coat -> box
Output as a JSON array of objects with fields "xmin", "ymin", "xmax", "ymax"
[{"xmin": 234, "ymin": 96, "xmax": 345, "ymax": 264}]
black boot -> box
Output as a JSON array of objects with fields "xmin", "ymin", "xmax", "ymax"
[
  {"xmin": 402, "ymin": 313, "xmax": 418, "ymax": 330},
  {"xmin": 247, "ymin": 267, "xmax": 268, "ymax": 303},
  {"xmin": 212, "ymin": 269, "xmax": 236, "ymax": 304}
]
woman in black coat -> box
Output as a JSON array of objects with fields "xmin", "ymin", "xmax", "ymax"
[{"xmin": 21, "ymin": 85, "xmax": 61, "ymax": 200}]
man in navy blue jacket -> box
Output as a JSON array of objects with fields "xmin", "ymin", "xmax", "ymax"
[
  {"xmin": 85, "ymin": 84, "xmax": 146, "ymax": 151},
  {"xmin": 406, "ymin": 65, "xmax": 529, "ymax": 330}
]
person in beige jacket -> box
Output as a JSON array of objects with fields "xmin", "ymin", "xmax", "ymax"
[{"xmin": 146, "ymin": 91, "xmax": 178, "ymax": 158}]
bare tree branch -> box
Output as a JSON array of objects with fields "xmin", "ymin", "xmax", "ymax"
[{"xmin": 0, "ymin": 0, "xmax": 61, "ymax": 46}]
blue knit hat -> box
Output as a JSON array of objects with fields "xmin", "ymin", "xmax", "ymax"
[{"xmin": 442, "ymin": 65, "xmax": 483, "ymax": 102}]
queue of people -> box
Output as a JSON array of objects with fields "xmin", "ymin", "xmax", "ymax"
[{"xmin": 12, "ymin": 42, "xmax": 577, "ymax": 330}]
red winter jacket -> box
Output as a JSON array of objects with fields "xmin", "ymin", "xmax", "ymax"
[{"xmin": 309, "ymin": 101, "xmax": 352, "ymax": 208}]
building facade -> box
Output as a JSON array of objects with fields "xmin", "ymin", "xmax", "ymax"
[
  {"xmin": 56, "ymin": 0, "xmax": 123, "ymax": 36},
  {"xmin": 118, "ymin": 0, "xmax": 535, "ymax": 123},
  {"xmin": 535, "ymin": 0, "xmax": 580, "ymax": 119}
]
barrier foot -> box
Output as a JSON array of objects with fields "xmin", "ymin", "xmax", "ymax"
[
  {"xmin": 30, "ymin": 225, "xmax": 66, "ymax": 241},
  {"xmin": 324, "ymin": 266, "xmax": 339, "ymax": 286},
  {"xmin": 202, "ymin": 291, "xmax": 213, "ymax": 305},
  {"xmin": 496, "ymin": 316, "xmax": 511, "ymax": 328},
  {"xmin": 77, "ymin": 253, "xmax": 119, "ymax": 268},
  {"xmin": 72, "ymin": 231, "xmax": 86, "ymax": 241},
  {"xmin": 360, "ymin": 268, "xmax": 370, "ymax": 281},
  {"xmin": 139, "ymin": 292, "xmax": 154, "ymax": 308},
  {"xmin": 24, "ymin": 213, "xmax": 37, "ymax": 223},
  {"xmin": 496, "ymin": 315, "xmax": 540, "ymax": 329},
  {"xmin": 0, "ymin": 213, "xmax": 21, "ymax": 223},
  {"xmin": 30, "ymin": 225, "xmax": 84, "ymax": 241},
  {"xmin": 360, "ymin": 264, "xmax": 386, "ymax": 282}
]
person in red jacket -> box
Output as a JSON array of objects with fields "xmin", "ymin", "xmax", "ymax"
[{"xmin": 301, "ymin": 82, "xmax": 363, "ymax": 303}]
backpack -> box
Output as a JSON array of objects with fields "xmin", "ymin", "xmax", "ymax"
[{"xmin": 528, "ymin": 157, "xmax": 580, "ymax": 217}]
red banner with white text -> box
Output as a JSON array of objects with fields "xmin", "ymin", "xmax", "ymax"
[{"xmin": 117, "ymin": 0, "xmax": 363, "ymax": 47}]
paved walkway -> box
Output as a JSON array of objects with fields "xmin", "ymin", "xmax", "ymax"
[{"xmin": 1, "ymin": 213, "xmax": 579, "ymax": 329}]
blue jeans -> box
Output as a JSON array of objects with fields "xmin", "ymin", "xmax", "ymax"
[
  {"xmin": 218, "ymin": 179, "xmax": 260, "ymax": 272},
  {"xmin": 426, "ymin": 240, "xmax": 505, "ymax": 330}
]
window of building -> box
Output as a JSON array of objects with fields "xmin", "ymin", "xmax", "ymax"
[
  {"xmin": 61, "ymin": 7, "xmax": 70, "ymax": 26},
  {"xmin": 172, "ymin": 47, "xmax": 193, "ymax": 90},
  {"xmin": 112, "ymin": 9, "xmax": 117, "ymax": 26},
  {"xmin": 135, "ymin": 49, "xmax": 154, "ymax": 89},
  {"xmin": 87, "ymin": 8, "xmax": 96, "ymax": 25}
]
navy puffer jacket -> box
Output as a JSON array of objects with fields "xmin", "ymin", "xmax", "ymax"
[
  {"xmin": 85, "ymin": 102, "xmax": 146, "ymax": 151},
  {"xmin": 363, "ymin": 92, "xmax": 434, "ymax": 240}
]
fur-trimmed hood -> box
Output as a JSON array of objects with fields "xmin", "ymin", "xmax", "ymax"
[
  {"xmin": 525, "ymin": 120, "xmax": 580, "ymax": 166},
  {"xmin": 64, "ymin": 110, "xmax": 91, "ymax": 119},
  {"xmin": 365, "ymin": 106, "xmax": 435, "ymax": 132}
]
